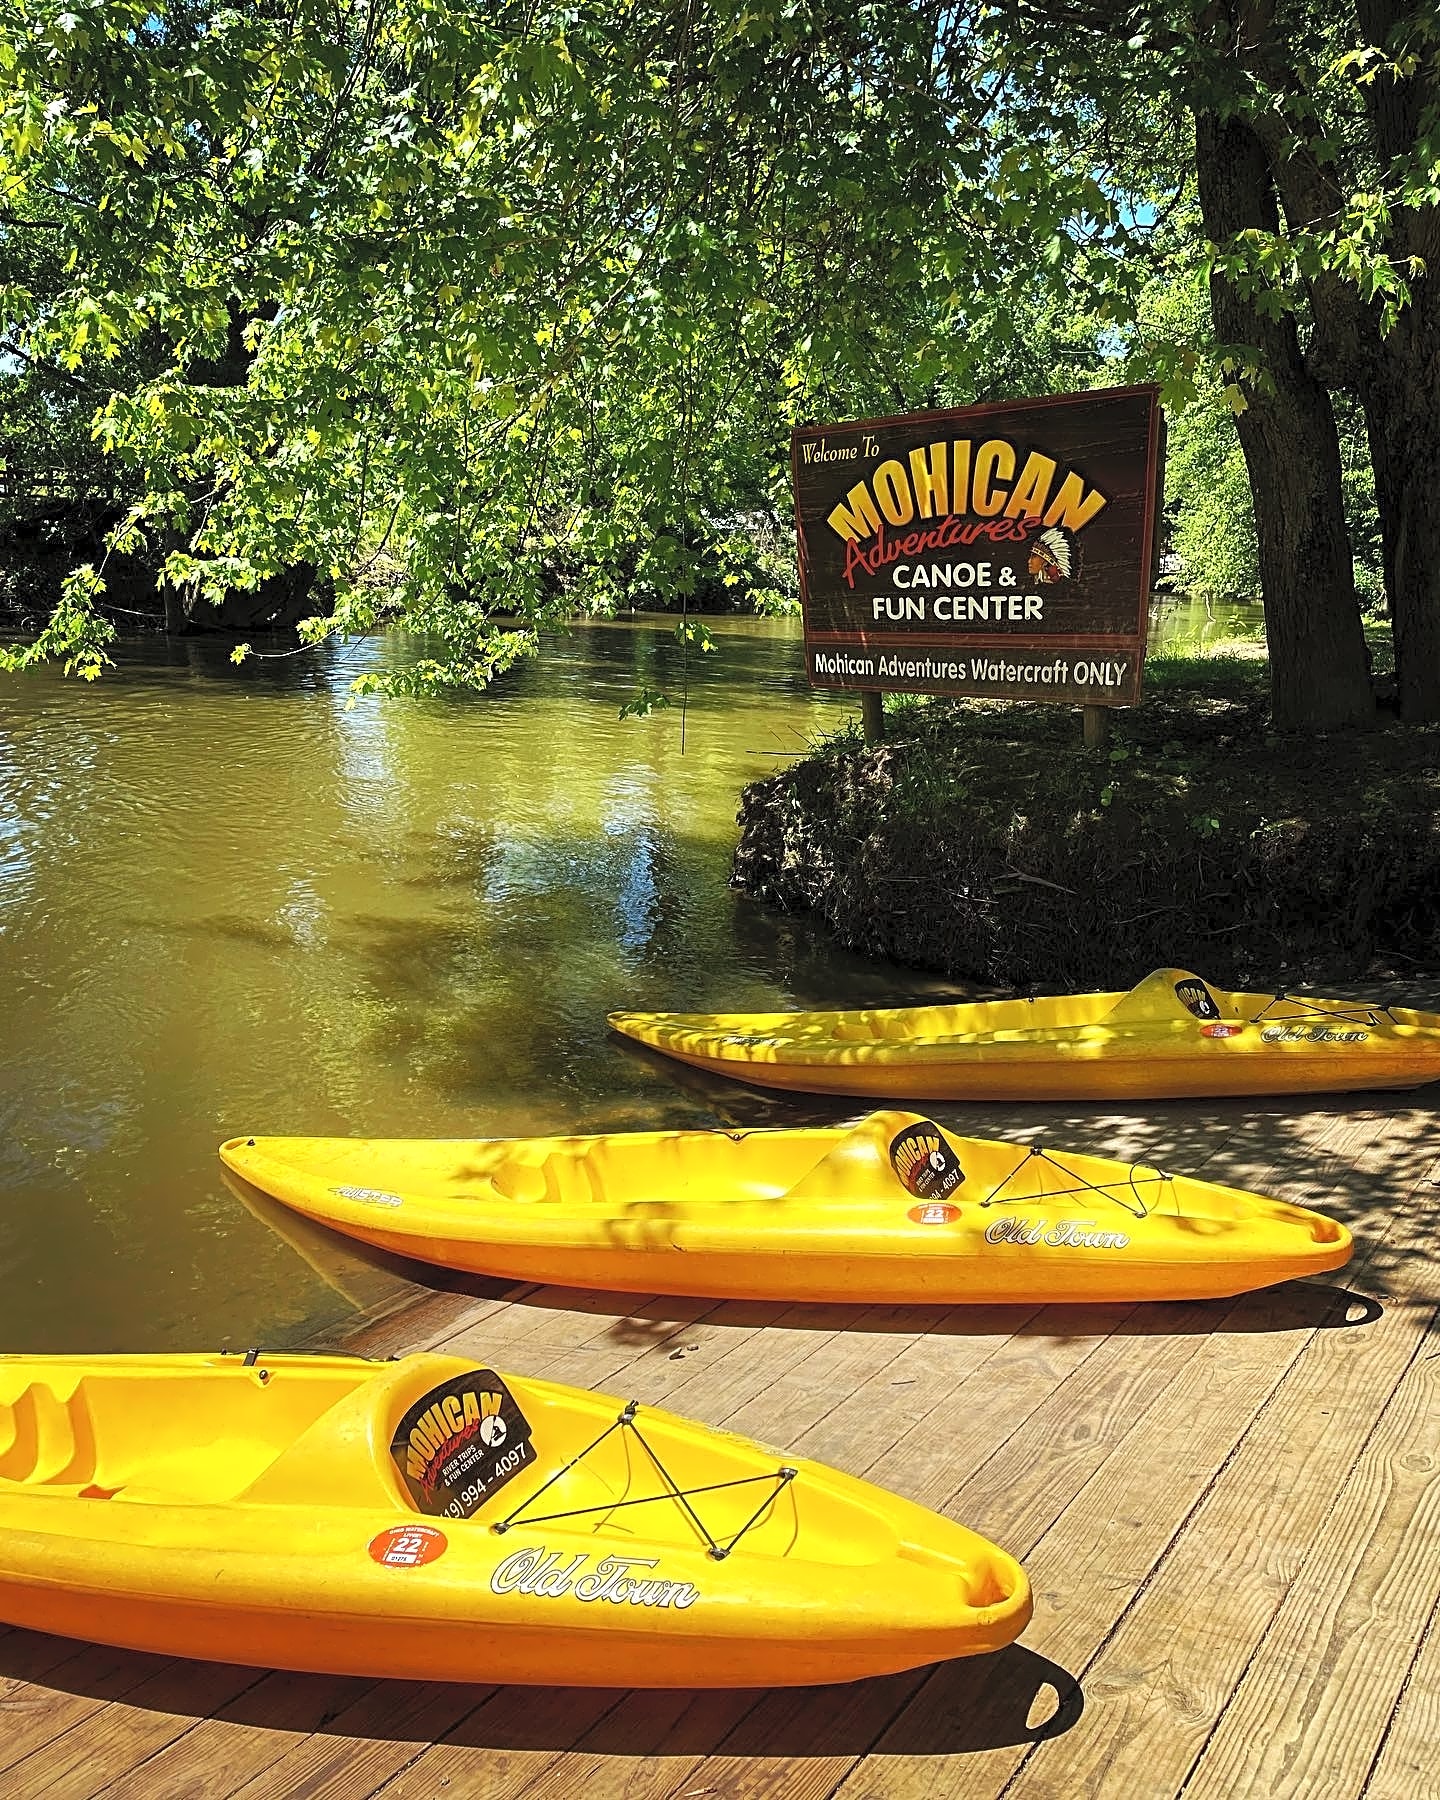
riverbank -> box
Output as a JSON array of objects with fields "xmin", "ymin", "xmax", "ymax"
[{"xmin": 733, "ymin": 650, "xmax": 1440, "ymax": 990}]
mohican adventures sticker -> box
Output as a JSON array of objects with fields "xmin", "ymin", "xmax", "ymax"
[
  {"xmin": 391, "ymin": 1370, "xmax": 536, "ymax": 1521},
  {"xmin": 1174, "ymin": 978, "xmax": 1221, "ymax": 1021},
  {"xmin": 890, "ymin": 1123, "xmax": 965, "ymax": 1201}
]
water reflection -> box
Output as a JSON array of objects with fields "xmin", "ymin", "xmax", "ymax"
[
  {"xmin": 1149, "ymin": 595, "xmax": 1266, "ymax": 656},
  {"xmin": 0, "ymin": 619, "xmax": 950, "ymax": 1352},
  {"xmin": 0, "ymin": 601, "xmax": 1265, "ymax": 1353}
]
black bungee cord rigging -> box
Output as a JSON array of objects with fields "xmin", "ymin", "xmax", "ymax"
[
  {"xmin": 976, "ymin": 1143, "xmax": 1174, "ymax": 1221},
  {"xmin": 490, "ymin": 1400, "xmax": 796, "ymax": 1561}
]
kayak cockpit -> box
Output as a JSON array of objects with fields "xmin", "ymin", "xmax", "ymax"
[{"xmin": 0, "ymin": 1356, "xmax": 373, "ymax": 1502}]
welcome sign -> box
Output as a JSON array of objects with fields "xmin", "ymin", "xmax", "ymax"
[{"xmin": 792, "ymin": 385, "xmax": 1164, "ymax": 705}]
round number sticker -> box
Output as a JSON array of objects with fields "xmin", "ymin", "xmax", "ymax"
[
  {"xmin": 369, "ymin": 1524, "xmax": 448, "ymax": 1568},
  {"xmin": 908, "ymin": 1202, "xmax": 962, "ymax": 1226}
]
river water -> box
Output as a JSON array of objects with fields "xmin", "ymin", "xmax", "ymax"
[
  {"xmin": 0, "ymin": 601, "xmax": 1265, "ymax": 1353},
  {"xmin": 0, "ymin": 618, "xmax": 960, "ymax": 1352}
]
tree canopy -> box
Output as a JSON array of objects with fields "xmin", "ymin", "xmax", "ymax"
[{"xmin": 2, "ymin": 2, "xmax": 1437, "ymax": 726}]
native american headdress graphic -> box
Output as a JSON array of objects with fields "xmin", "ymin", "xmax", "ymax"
[{"xmin": 1027, "ymin": 526, "xmax": 1075, "ymax": 583}]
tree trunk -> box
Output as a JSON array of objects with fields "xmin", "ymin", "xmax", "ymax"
[
  {"xmin": 1349, "ymin": 1, "xmax": 1440, "ymax": 719},
  {"xmin": 1361, "ymin": 337, "xmax": 1440, "ymax": 720},
  {"xmin": 1245, "ymin": 0, "xmax": 1440, "ymax": 720},
  {"xmin": 1193, "ymin": 109, "xmax": 1375, "ymax": 731}
]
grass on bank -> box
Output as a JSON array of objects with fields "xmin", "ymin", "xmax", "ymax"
[{"xmin": 733, "ymin": 640, "xmax": 1440, "ymax": 990}]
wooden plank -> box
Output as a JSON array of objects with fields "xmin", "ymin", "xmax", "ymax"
[
  {"xmin": 219, "ymin": 1677, "xmax": 496, "ymax": 1800},
  {"xmin": 343, "ymin": 1281, "xmax": 709, "ymax": 1367},
  {"xmin": 0, "ymin": 1630, "xmax": 122, "ymax": 1706},
  {"xmin": 223, "ymin": 1682, "xmax": 498, "ymax": 1800},
  {"xmin": 528, "ymin": 1299, "xmax": 865, "ymax": 1414},
  {"xmin": 0, "ymin": 1661, "xmax": 268, "ymax": 1799},
  {"xmin": 928, "ymin": 1163, "xmax": 1437, "ymax": 1797},
  {"xmin": 89, "ymin": 1674, "xmax": 375, "ymax": 1800},
  {"xmin": 683, "ymin": 1286, "xmax": 1318, "ymax": 1800},
  {"xmin": 826, "ymin": 1110, "xmax": 1422, "ymax": 1797},
  {"xmin": 642, "ymin": 1672, "xmax": 930, "ymax": 1800},
  {"xmin": 0, "ymin": 1642, "xmax": 177, "ymax": 1779},
  {"xmin": 949, "ymin": 1302, "xmax": 1213, "ymax": 1511},
  {"xmin": 620, "ymin": 1301, "xmax": 904, "ymax": 1429},
  {"xmin": 322, "ymin": 1283, "xmax": 533, "ymax": 1359},
  {"xmin": 717, "ymin": 1307, "xmax": 954, "ymax": 1449},
  {"xmin": 519, "ymin": 1648, "xmax": 1084, "ymax": 1800},
  {"xmin": 828, "ymin": 1304, "xmax": 1135, "ymax": 1517},
  {"xmin": 1178, "ymin": 1307, "xmax": 1440, "ymax": 1800},
  {"xmin": 827, "ymin": 1301, "xmax": 1348, "ymax": 1797},
  {"xmin": 1205, "ymin": 1101, "xmax": 1407, "ymax": 1222},
  {"xmin": 508, "ymin": 1690, "xmax": 768, "ymax": 1800},
  {"xmin": 366, "ymin": 1686, "xmax": 628, "ymax": 1799},
  {"xmin": 985, "ymin": 1300, "xmax": 1438, "ymax": 1800},
  {"xmin": 441, "ymin": 1287, "xmax": 717, "ymax": 1364},
  {"xmin": 783, "ymin": 1306, "xmax": 1077, "ymax": 1480},
  {"xmin": 1362, "ymin": 1589, "xmax": 1440, "ymax": 1800}
]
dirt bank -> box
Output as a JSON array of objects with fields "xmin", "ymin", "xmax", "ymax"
[{"xmin": 732, "ymin": 658, "xmax": 1440, "ymax": 991}]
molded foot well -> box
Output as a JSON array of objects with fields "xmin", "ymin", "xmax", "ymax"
[{"xmin": 0, "ymin": 1382, "xmax": 96, "ymax": 1485}]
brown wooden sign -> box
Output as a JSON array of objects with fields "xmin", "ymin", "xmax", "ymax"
[{"xmin": 792, "ymin": 385, "xmax": 1165, "ymax": 706}]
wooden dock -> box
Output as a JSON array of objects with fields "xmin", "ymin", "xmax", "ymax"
[{"xmin": 2, "ymin": 1081, "xmax": 1438, "ymax": 1798}]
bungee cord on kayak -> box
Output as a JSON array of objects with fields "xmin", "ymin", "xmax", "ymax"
[
  {"xmin": 491, "ymin": 1398, "xmax": 797, "ymax": 1560},
  {"xmin": 977, "ymin": 1144, "xmax": 1172, "ymax": 1220},
  {"xmin": 1247, "ymin": 993, "xmax": 1396, "ymax": 1028}
]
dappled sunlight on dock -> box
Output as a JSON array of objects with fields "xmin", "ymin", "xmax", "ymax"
[{"xmin": 3, "ymin": 1069, "xmax": 1437, "ymax": 1797}]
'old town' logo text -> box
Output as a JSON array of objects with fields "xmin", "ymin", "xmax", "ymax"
[
  {"xmin": 491, "ymin": 1547, "xmax": 701, "ymax": 1609},
  {"xmin": 984, "ymin": 1218, "xmax": 1130, "ymax": 1249}
]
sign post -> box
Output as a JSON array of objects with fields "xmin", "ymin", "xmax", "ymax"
[{"xmin": 791, "ymin": 385, "xmax": 1165, "ymax": 736}]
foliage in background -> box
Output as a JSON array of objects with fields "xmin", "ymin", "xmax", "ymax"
[
  {"xmin": 0, "ymin": 0, "xmax": 1183, "ymax": 688},
  {"xmin": 0, "ymin": 2, "xmax": 1435, "ymax": 723}
]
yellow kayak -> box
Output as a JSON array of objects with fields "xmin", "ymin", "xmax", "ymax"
[
  {"xmin": 0, "ymin": 1351, "xmax": 1029, "ymax": 1685},
  {"xmin": 221, "ymin": 1110, "xmax": 1352, "ymax": 1304},
  {"xmin": 609, "ymin": 967, "xmax": 1440, "ymax": 1100}
]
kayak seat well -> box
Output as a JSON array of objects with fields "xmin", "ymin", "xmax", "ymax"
[
  {"xmin": 778, "ymin": 1110, "xmax": 932, "ymax": 1204},
  {"xmin": 1103, "ymin": 968, "xmax": 1236, "ymax": 1025},
  {"xmin": 0, "ymin": 1366, "xmax": 373, "ymax": 1504},
  {"xmin": 485, "ymin": 1151, "xmax": 601, "ymax": 1205},
  {"xmin": 240, "ymin": 1353, "xmax": 530, "ymax": 1511}
]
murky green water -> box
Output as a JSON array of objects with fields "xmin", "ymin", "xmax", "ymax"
[
  {"xmin": 0, "ymin": 617, "xmax": 969, "ymax": 1353},
  {"xmin": 0, "ymin": 599, "xmax": 1267, "ymax": 1353},
  {"xmin": 1148, "ymin": 594, "xmax": 1266, "ymax": 657}
]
